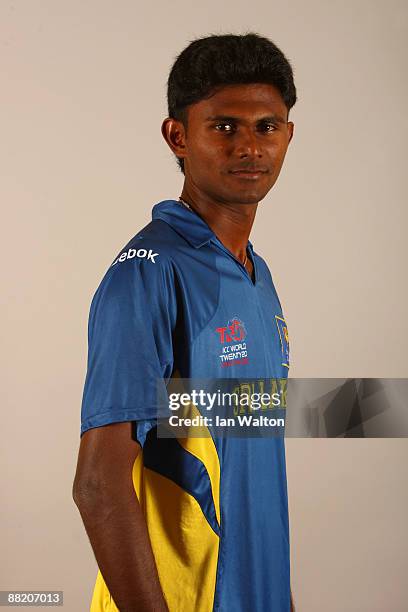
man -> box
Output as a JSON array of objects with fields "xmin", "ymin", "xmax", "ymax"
[{"xmin": 73, "ymin": 32, "xmax": 296, "ymax": 612}]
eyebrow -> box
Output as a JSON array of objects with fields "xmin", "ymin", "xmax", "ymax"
[{"xmin": 204, "ymin": 114, "xmax": 287, "ymax": 124}]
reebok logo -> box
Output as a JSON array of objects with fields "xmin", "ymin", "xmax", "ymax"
[{"xmin": 111, "ymin": 248, "xmax": 159, "ymax": 266}]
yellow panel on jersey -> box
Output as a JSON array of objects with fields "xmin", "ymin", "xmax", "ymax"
[{"xmin": 141, "ymin": 468, "xmax": 219, "ymax": 611}]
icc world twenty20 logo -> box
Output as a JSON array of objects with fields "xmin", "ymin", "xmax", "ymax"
[
  {"xmin": 216, "ymin": 317, "xmax": 247, "ymax": 343},
  {"xmin": 216, "ymin": 317, "xmax": 249, "ymax": 367}
]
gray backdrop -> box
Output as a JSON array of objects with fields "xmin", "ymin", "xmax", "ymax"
[{"xmin": 1, "ymin": 1, "xmax": 407, "ymax": 610}]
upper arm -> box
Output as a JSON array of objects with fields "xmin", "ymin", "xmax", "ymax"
[{"xmin": 73, "ymin": 421, "xmax": 141, "ymax": 497}]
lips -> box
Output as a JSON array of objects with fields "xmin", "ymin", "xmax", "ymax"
[
  {"xmin": 230, "ymin": 167, "xmax": 268, "ymax": 173},
  {"xmin": 229, "ymin": 167, "xmax": 268, "ymax": 179}
]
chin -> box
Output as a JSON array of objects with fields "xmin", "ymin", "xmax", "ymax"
[
  {"xmin": 223, "ymin": 178, "xmax": 276, "ymax": 205},
  {"xmin": 231, "ymin": 189, "xmax": 269, "ymax": 205}
]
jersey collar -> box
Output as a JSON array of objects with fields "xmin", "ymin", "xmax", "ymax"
[
  {"xmin": 152, "ymin": 199, "xmax": 214, "ymax": 248},
  {"xmin": 152, "ymin": 199, "xmax": 254, "ymax": 251}
]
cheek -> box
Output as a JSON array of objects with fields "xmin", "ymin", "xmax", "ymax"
[
  {"xmin": 189, "ymin": 137, "xmax": 209, "ymax": 161},
  {"xmin": 190, "ymin": 139, "xmax": 224, "ymax": 173},
  {"xmin": 271, "ymin": 144, "xmax": 288, "ymax": 167}
]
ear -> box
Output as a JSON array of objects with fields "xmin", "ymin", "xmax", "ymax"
[
  {"xmin": 287, "ymin": 121, "xmax": 294, "ymax": 145},
  {"xmin": 161, "ymin": 117, "xmax": 187, "ymax": 161}
]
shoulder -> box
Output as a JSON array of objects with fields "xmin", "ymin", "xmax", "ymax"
[
  {"xmin": 109, "ymin": 218, "xmax": 178, "ymax": 270},
  {"xmin": 110, "ymin": 218, "xmax": 181, "ymax": 266},
  {"xmin": 90, "ymin": 219, "xmax": 178, "ymax": 309}
]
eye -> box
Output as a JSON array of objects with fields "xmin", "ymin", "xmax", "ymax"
[
  {"xmin": 259, "ymin": 122, "xmax": 277, "ymax": 132},
  {"xmin": 214, "ymin": 123, "xmax": 235, "ymax": 132}
]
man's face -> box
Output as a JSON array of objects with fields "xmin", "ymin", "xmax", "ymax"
[{"xmin": 180, "ymin": 83, "xmax": 294, "ymax": 205}]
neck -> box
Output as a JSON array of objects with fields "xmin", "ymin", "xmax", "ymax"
[{"xmin": 179, "ymin": 187, "xmax": 257, "ymax": 262}]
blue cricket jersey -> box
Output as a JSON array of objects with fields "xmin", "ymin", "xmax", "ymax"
[{"xmin": 81, "ymin": 199, "xmax": 291, "ymax": 612}]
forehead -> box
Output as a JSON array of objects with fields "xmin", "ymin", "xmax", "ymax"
[{"xmin": 189, "ymin": 83, "xmax": 288, "ymax": 120}]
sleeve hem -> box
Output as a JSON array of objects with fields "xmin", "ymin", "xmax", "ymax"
[{"xmin": 80, "ymin": 409, "xmax": 157, "ymax": 437}]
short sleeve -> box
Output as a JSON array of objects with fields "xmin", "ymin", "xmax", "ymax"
[{"xmin": 80, "ymin": 254, "xmax": 177, "ymax": 443}]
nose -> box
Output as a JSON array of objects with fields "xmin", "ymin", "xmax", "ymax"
[{"xmin": 235, "ymin": 128, "xmax": 263, "ymax": 159}]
